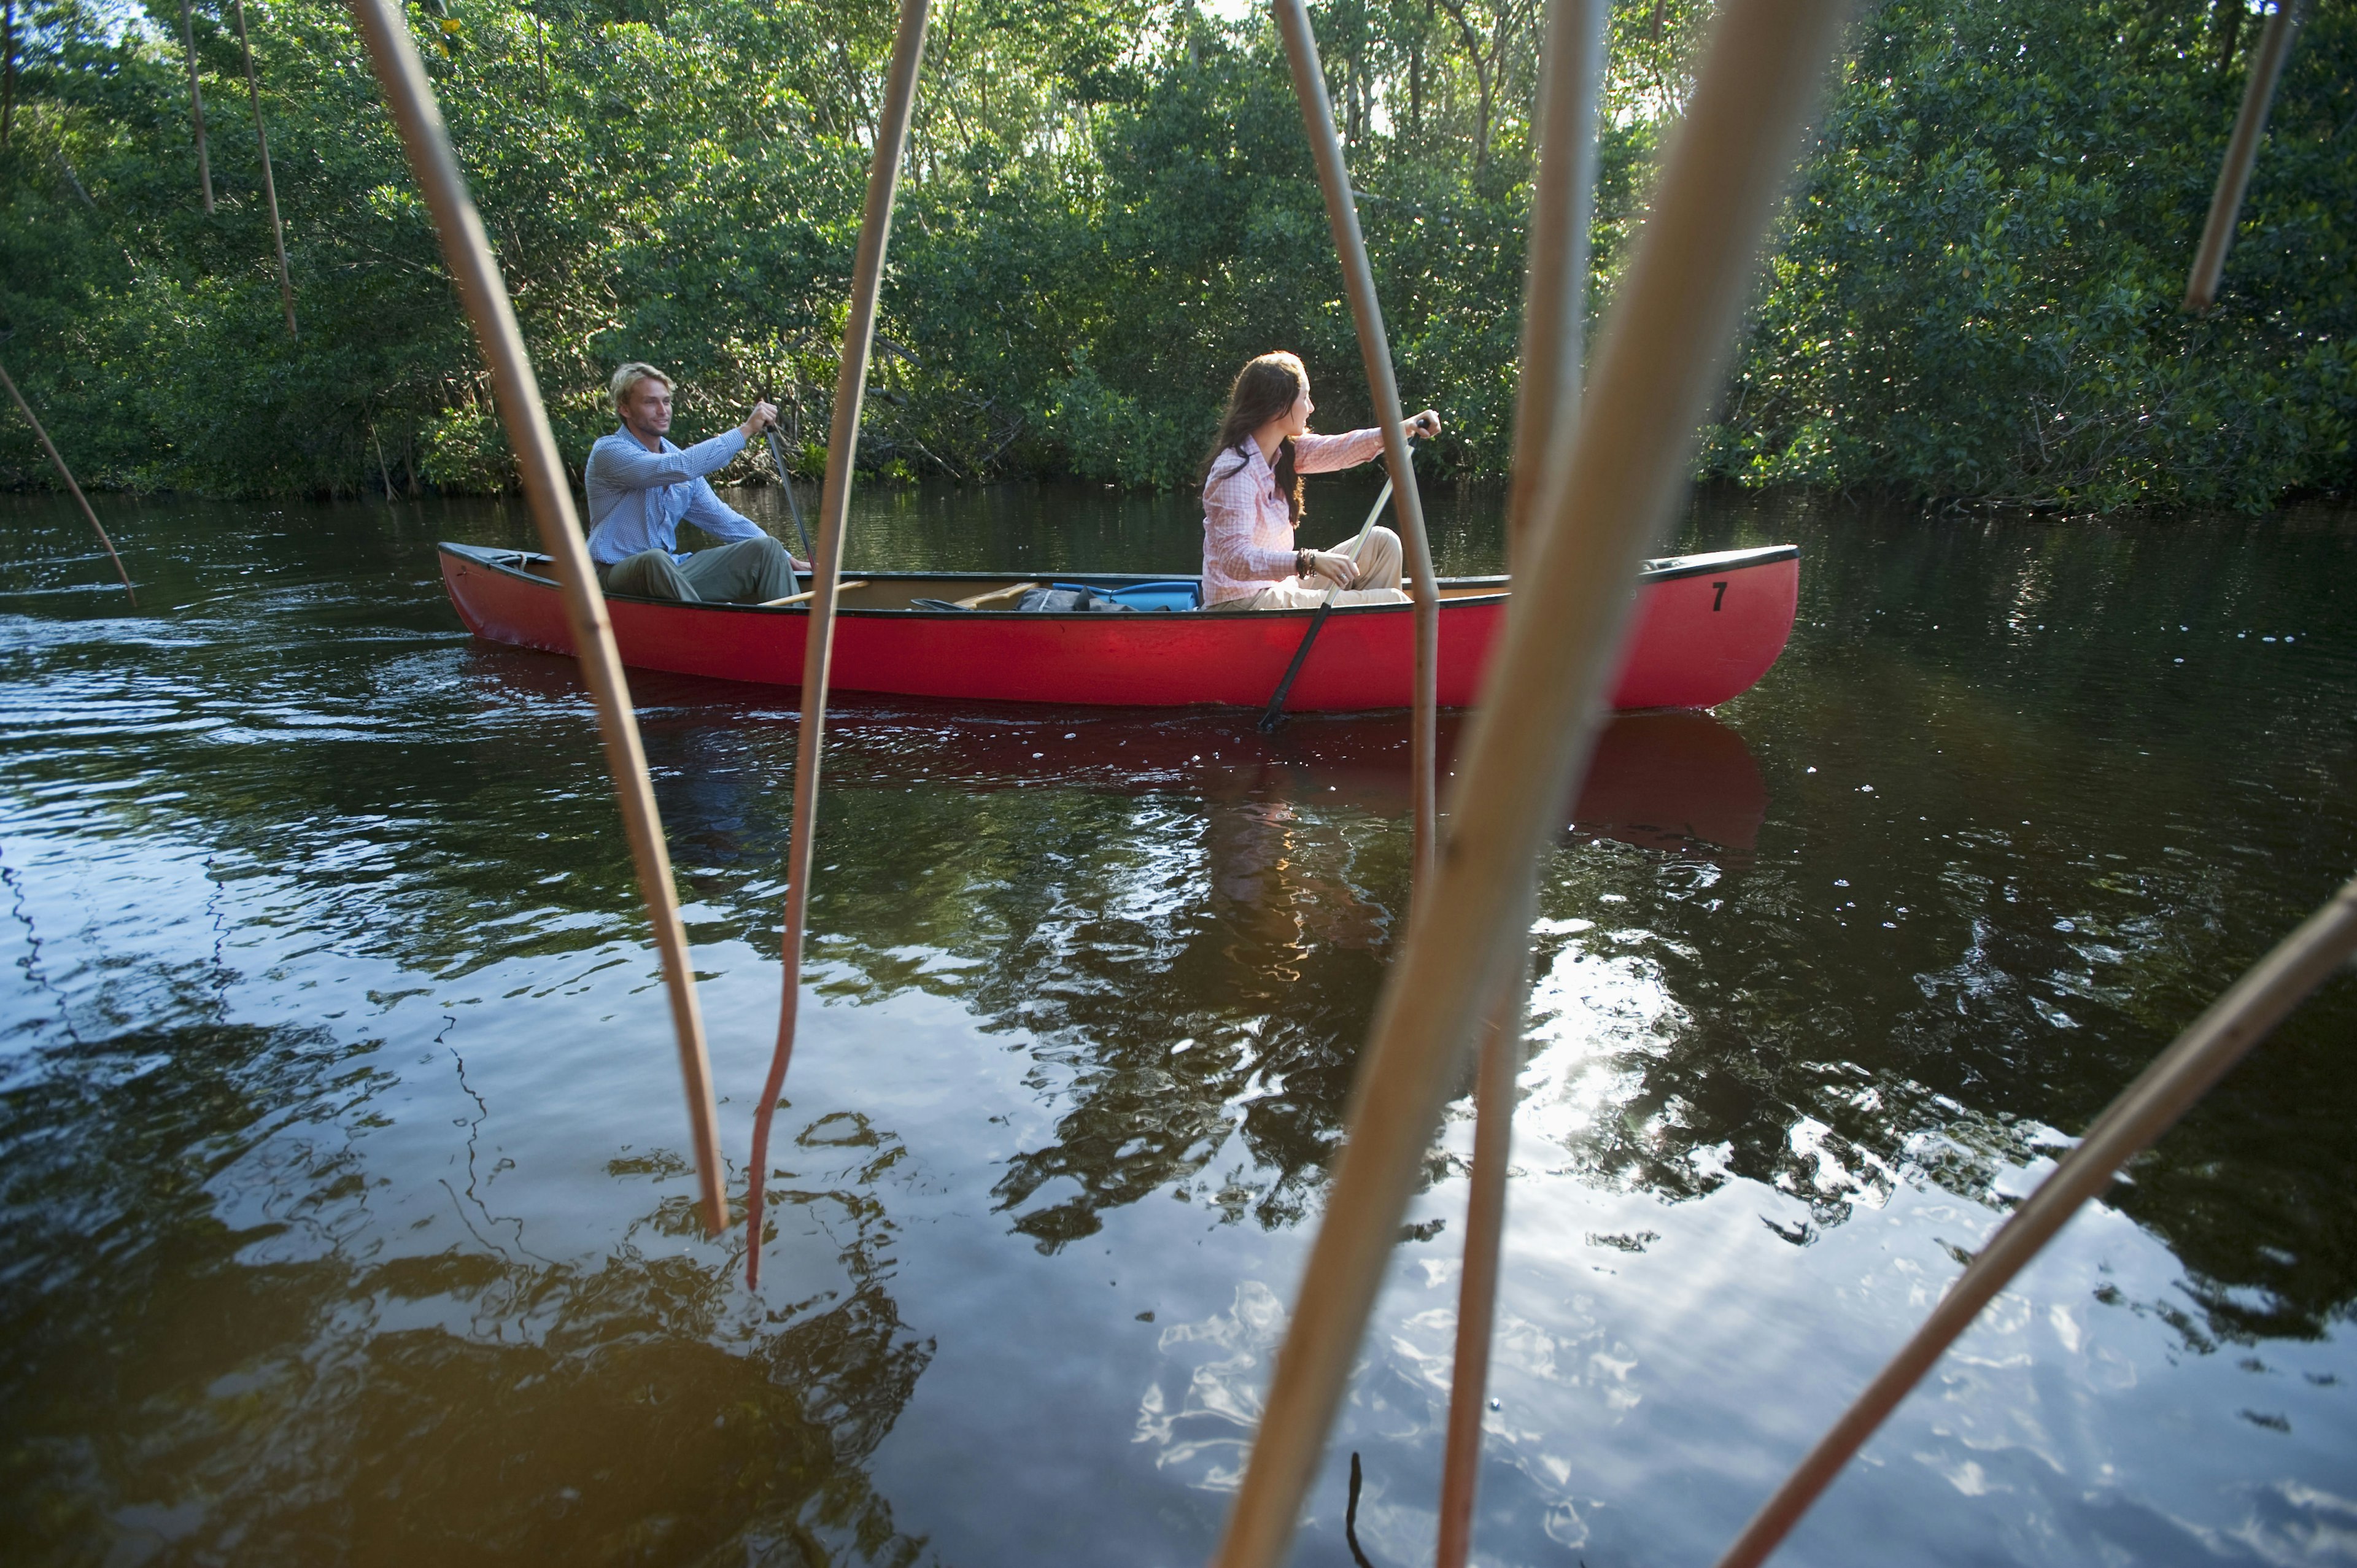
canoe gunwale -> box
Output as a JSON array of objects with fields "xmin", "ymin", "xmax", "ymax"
[
  {"xmin": 434, "ymin": 543, "xmax": 1797, "ymax": 619},
  {"xmin": 1636, "ymin": 545, "xmax": 1800, "ymax": 584}
]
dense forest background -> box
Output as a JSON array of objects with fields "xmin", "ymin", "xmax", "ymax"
[{"xmin": 0, "ymin": 0, "xmax": 2348, "ymax": 512}]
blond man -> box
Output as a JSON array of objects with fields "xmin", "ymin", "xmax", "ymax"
[{"xmin": 584, "ymin": 363, "xmax": 807, "ymax": 602}]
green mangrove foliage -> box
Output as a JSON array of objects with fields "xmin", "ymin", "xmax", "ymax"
[
  {"xmin": 1709, "ymin": 0, "xmax": 2356, "ymax": 512},
  {"xmin": 0, "ymin": 0, "xmax": 2347, "ymax": 510}
]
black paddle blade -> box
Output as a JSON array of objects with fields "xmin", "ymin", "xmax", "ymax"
[
  {"xmin": 1259, "ymin": 600, "xmax": 1334, "ymax": 731},
  {"xmin": 763, "ymin": 427, "xmax": 815, "ymax": 563}
]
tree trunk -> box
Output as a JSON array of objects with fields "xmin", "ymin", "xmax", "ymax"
[
  {"xmin": 233, "ymin": 0, "xmax": 297, "ymax": 337},
  {"xmin": 1437, "ymin": 0, "xmax": 1495, "ymax": 171},
  {"xmin": 179, "ymin": 0, "xmax": 214, "ymax": 212},
  {"xmin": 1409, "ymin": 38, "xmax": 1422, "ymax": 134},
  {"xmin": 4, "ymin": 0, "xmax": 17, "ymax": 150},
  {"xmin": 2215, "ymin": 0, "xmax": 2243, "ymax": 69}
]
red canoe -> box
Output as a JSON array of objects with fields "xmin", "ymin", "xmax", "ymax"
[{"xmin": 436, "ymin": 543, "xmax": 1798, "ymax": 712}]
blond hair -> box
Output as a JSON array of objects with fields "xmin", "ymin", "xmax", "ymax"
[{"xmin": 610, "ymin": 361, "xmax": 673, "ymax": 415}]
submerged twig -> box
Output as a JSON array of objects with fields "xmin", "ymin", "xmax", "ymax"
[{"xmin": 1345, "ymin": 1453, "xmax": 1376, "ymax": 1568}]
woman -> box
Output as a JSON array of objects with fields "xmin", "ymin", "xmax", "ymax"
[{"xmin": 1199, "ymin": 350, "xmax": 1440, "ymax": 611}]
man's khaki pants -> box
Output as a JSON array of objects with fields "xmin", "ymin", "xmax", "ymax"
[
  {"xmin": 595, "ymin": 535, "xmax": 797, "ymax": 604},
  {"xmin": 1209, "ymin": 525, "xmax": 1409, "ymax": 610}
]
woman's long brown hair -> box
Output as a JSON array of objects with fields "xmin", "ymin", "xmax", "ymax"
[{"xmin": 1200, "ymin": 351, "xmax": 1309, "ymax": 528}]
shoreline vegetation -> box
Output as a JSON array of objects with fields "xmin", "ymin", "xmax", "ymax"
[{"xmin": 0, "ymin": 0, "xmax": 2348, "ymax": 516}]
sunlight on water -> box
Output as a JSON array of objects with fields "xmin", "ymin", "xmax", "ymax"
[{"xmin": 1519, "ymin": 916, "xmax": 1687, "ymax": 1151}]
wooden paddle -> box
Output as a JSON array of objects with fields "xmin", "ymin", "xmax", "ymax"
[
  {"xmin": 760, "ymin": 579, "xmax": 866, "ymax": 607},
  {"xmin": 1256, "ymin": 438, "xmax": 1415, "ymax": 733},
  {"xmin": 953, "ymin": 579, "xmax": 1040, "ymax": 608}
]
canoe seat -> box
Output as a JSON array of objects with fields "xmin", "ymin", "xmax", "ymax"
[{"xmin": 913, "ymin": 580, "xmax": 1202, "ymax": 613}]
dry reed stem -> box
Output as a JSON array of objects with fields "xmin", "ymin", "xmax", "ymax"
[
  {"xmin": 0, "ymin": 360, "xmax": 136, "ymax": 603},
  {"xmin": 2185, "ymin": 0, "xmax": 2307, "ymax": 313},
  {"xmin": 349, "ymin": 0, "xmax": 727, "ymax": 1234},
  {"xmin": 179, "ymin": 0, "xmax": 212, "ymax": 212},
  {"xmin": 1711, "ymin": 874, "xmax": 2357, "ymax": 1567},
  {"xmin": 1503, "ymin": 0, "xmax": 1607, "ymax": 568},
  {"xmin": 1436, "ymin": 9, "xmax": 1606, "ymax": 1554},
  {"xmin": 1434, "ymin": 931, "xmax": 1531, "ymax": 1568},
  {"xmin": 1209, "ymin": 5, "xmax": 1851, "ymax": 1563},
  {"xmin": 1272, "ymin": 0, "xmax": 1439, "ymax": 889},
  {"xmin": 745, "ymin": 0, "xmax": 931, "ymax": 1290}
]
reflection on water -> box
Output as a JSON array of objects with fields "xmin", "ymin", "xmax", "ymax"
[{"xmin": 1, "ymin": 483, "xmax": 2353, "ymax": 1566}]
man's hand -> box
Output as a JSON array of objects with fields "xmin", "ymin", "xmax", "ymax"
[
  {"xmin": 1301, "ymin": 549, "xmax": 1355, "ymax": 585},
  {"xmin": 1402, "ymin": 409, "xmax": 1441, "ymax": 441},
  {"xmin": 739, "ymin": 400, "xmax": 780, "ymax": 441}
]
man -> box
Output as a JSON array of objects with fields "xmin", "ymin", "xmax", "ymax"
[{"xmin": 585, "ymin": 362, "xmax": 807, "ymax": 602}]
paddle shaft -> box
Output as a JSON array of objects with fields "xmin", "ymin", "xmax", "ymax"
[
  {"xmin": 763, "ymin": 426, "xmax": 815, "ymax": 564},
  {"xmin": 1256, "ymin": 442, "xmax": 1413, "ymax": 732},
  {"xmin": 759, "ymin": 579, "xmax": 866, "ymax": 607}
]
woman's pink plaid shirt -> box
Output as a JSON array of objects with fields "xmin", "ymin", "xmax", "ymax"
[{"xmin": 1199, "ymin": 427, "xmax": 1386, "ymax": 606}]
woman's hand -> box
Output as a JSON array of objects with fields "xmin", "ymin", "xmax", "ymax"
[
  {"xmin": 1301, "ymin": 549, "xmax": 1356, "ymax": 585},
  {"xmin": 1403, "ymin": 409, "xmax": 1441, "ymax": 441}
]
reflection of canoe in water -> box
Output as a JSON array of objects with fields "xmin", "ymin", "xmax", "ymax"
[
  {"xmin": 504, "ymin": 661, "xmax": 1767, "ymax": 852},
  {"xmin": 883, "ymin": 708, "xmax": 1768, "ymax": 850},
  {"xmin": 1571, "ymin": 709, "xmax": 1768, "ymax": 851},
  {"xmin": 881, "ymin": 707, "xmax": 1769, "ymax": 852},
  {"xmin": 438, "ymin": 543, "xmax": 1798, "ymax": 713}
]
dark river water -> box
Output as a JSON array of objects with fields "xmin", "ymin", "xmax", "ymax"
[{"xmin": 2, "ymin": 478, "xmax": 2353, "ymax": 1567}]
